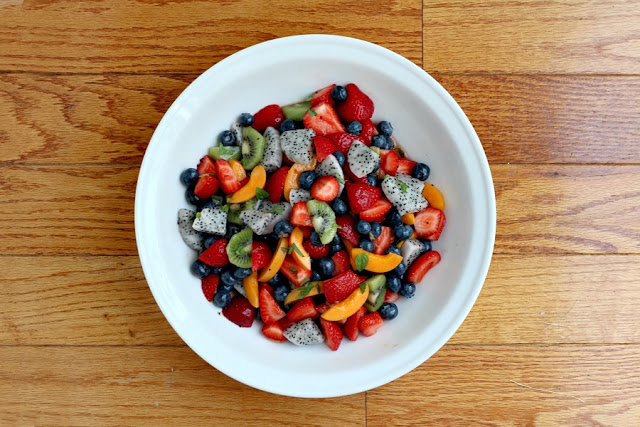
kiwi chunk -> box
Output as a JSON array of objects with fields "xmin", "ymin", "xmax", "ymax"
[
  {"xmin": 282, "ymin": 102, "xmax": 311, "ymax": 121},
  {"xmin": 307, "ymin": 200, "xmax": 338, "ymax": 245},
  {"xmin": 226, "ymin": 227, "xmax": 253, "ymax": 268},
  {"xmin": 209, "ymin": 145, "xmax": 241, "ymax": 161},
  {"xmin": 227, "ymin": 203, "xmax": 244, "ymax": 225},
  {"xmin": 241, "ymin": 127, "xmax": 265, "ymax": 170},
  {"xmin": 364, "ymin": 275, "xmax": 387, "ymax": 312}
]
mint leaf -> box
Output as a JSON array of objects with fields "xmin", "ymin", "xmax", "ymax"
[
  {"xmin": 397, "ymin": 179, "xmax": 408, "ymax": 193},
  {"xmin": 289, "ymin": 243, "xmax": 304, "ymax": 257},
  {"xmin": 360, "ymin": 281, "xmax": 367, "ymax": 294},
  {"xmin": 289, "ymin": 266, "xmax": 298, "ymax": 274},
  {"xmin": 195, "ymin": 212, "xmax": 201, "ymax": 218},
  {"xmin": 334, "ymin": 174, "xmax": 345, "ymax": 185},
  {"xmin": 383, "ymin": 174, "xmax": 391, "ymax": 181},
  {"xmin": 270, "ymin": 204, "xmax": 283, "ymax": 215},
  {"xmin": 256, "ymin": 188, "xmax": 270, "ymax": 200},
  {"xmin": 297, "ymin": 280, "xmax": 318, "ymax": 298},
  {"xmin": 308, "ymin": 109, "xmax": 317, "ymax": 117},
  {"xmin": 300, "ymin": 278, "xmax": 311, "ymax": 286},
  {"xmin": 221, "ymin": 205, "xmax": 229, "ymax": 213},
  {"xmin": 211, "ymin": 195, "xmax": 223, "ymax": 204},
  {"xmin": 281, "ymin": 246, "xmax": 289, "ymax": 254},
  {"xmin": 355, "ymin": 253, "xmax": 369, "ymax": 272}
]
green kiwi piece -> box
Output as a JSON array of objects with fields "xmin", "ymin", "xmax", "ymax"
[
  {"xmin": 306, "ymin": 200, "xmax": 338, "ymax": 245},
  {"xmin": 364, "ymin": 275, "xmax": 387, "ymax": 312},
  {"xmin": 241, "ymin": 127, "xmax": 265, "ymax": 170},
  {"xmin": 282, "ymin": 102, "xmax": 311, "ymax": 121},
  {"xmin": 226, "ymin": 227, "xmax": 253, "ymax": 268},
  {"xmin": 209, "ymin": 145, "xmax": 241, "ymax": 161},
  {"xmin": 227, "ymin": 204, "xmax": 244, "ymax": 225}
]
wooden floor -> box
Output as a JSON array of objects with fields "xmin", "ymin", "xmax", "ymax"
[{"xmin": 1, "ymin": 0, "xmax": 639, "ymax": 424}]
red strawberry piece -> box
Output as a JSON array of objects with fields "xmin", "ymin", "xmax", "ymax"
[
  {"xmin": 343, "ymin": 306, "xmax": 366, "ymax": 341},
  {"xmin": 335, "ymin": 214, "xmax": 359, "ymax": 245},
  {"xmin": 315, "ymin": 303, "xmax": 330, "ymax": 314},
  {"xmin": 282, "ymin": 154, "xmax": 295, "ymax": 166},
  {"xmin": 372, "ymin": 225, "xmax": 394, "ymax": 255},
  {"xmin": 264, "ymin": 166, "xmax": 290, "ymax": 203},
  {"xmin": 384, "ymin": 290, "xmax": 400, "ymax": 303},
  {"xmin": 310, "ymin": 176, "xmax": 340, "ymax": 202},
  {"xmin": 379, "ymin": 149, "xmax": 399, "ymax": 176},
  {"xmin": 320, "ymin": 318, "xmax": 343, "ymax": 351},
  {"xmin": 262, "ymin": 322, "xmax": 287, "ymax": 341},
  {"xmin": 396, "ymin": 158, "xmax": 417, "ymax": 175},
  {"xmin": 336, "ymin": 83, "xmax": 374, "ymax": 122},
  {"xmin": 300, "ymin": 226, "xmax": 312, "ymax": 238},
  {"xmin": 286, "ymin": 297, "xmax": 318, "ymax": 322},
  {"xmin": 290, "ymin": 201, "xmax": 313, "ymax": 227},
  {"xmin": 278, "ymin": 316, "xmax": 294, "ymax": 330},
  {"xmin": 197, "ymin": 155, "xmax": 216, "ymax": 175},
  {"xmin": 326, "ymin": 132, "xmax": 365, "ymax": 154},
  {"xmin": 303, "ymin": 102, "xmax": 345, "ymax": 136},
  {"xmin": 252, "ymin": 104, "xmax": 284, "ymax": 132},
  {"xmin": 346, "ymin": 182, "xmax": 381, "ymax": 214},
  {"xmin": 194, "ymin": 175, "xmax": 220, "ymax": 198},
  {"xmin": 406, "ymin": 251, "xmax": 441, "ymax": 283},
  {"xmin": 215, "ymin": 159, "xmax": 243, "ymax": 194},
  {"xmin": 358, "ymin": 312, "xmax": 384, "ymax": 337},
  {"xmin": 302, "ymin": 240, "xmax": 330, "ymax": 259},
  {"xmin": 331, "ymin": 250, "xmax": 350, "ymax": 276},
  {"xmin": 359, "ymin": 197, "xmax": 393, "ymax": 222},
  {"xmin": 313, "ymin": 135, "xmax": 338, "ymax": 162},
  {"xmin": 259, "ymin": 287, "xmax": 286, "ymax": 325},
  {"xmin": 310, "ymin": 84, "xmax": 336, "ymax": 106},
  {"xmin": 201, "ymin": 274, "xmax": 219, "ymax": 302},
  {"xmin": 359, "ymin": 119, "xmax": 378, "ymax": 144},
  {"xmin": 222, "ymin": 297, "xmax": 256, "ymax": 328},
  {"xmin": 414, "ymin": 207, "xmax": 446, "ymax": 240},
  {"xmin": 323, "ymin": 270, "xmax": 366, "ymax": 304},
  {"xmin": 280, "ymin": 256, "xmax": 311, "ymax": 286},
  {"xmin": 198, "ymin": 238, "xmax": 229, "ymax": 267},
  {"xmin": 259, "ymin": 282, "xmax": 274, "ymax": 295},
  {"xmin": 252, "ymin": 241, "xmax": 272, "ymax": 272}
]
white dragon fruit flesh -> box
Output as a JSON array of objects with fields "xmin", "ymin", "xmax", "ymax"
[
  {"xmin": 401, "ymin": 239, "xmax": 426, "ymax": 267},
  {"xmin": 381, "ymin": 175, "xmax": 428, "ymax": 216},
  {"xmin": 283, "ymin": 318, "xmax": 324, "ymax": 346},
  {"xmin": 240, "ymin": 201, "xmax": 291, "ymax": 235},
  {"xmin": 260, "ymin": 126, "xmax": 283, "ymax": 173},
  {"xmin": 177, "ymin": 209, "xmax": 204, "ymax": 251},
  {"xmin": 192, "ymin": 207, "xmax": 228, "ymax": 235},
  {"xmin": 347, "ymin": 140, "xmax": 380, "ymax": 178},
  {"xmin": 280, "ymin": 129, "xmax": 315, "ymax": 165},
  {"xmin": 315, "ymin": 154, "xmax": 345, "ymax": 195},
  {"xmin": 288, "ymin": 189, "xmax": 312, "ymax": 205}
]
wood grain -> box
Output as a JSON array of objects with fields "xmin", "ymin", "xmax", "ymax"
[
  {"xmin": 0, "ymin": 0, "xmax": 421, "ymax": 74},
  {"xmin": 0, "ymin": 346, "xmax": 365, "ymax": 426},
  {"xmin": 423, "ymin": 0, "xmax": 640, "ymax": 74},
  {"xmin": 367, "ymin": 345, "xmax": 640, "ymax": 425}
]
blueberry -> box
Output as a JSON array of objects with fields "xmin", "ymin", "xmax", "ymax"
[
  {"xmin": 226, "ymin": 223, "xmax": 242, "ymax": 240},
  {"xmin": 274, "ymin": 285, "xmax": 290, "ymax": 302},
  {"xmin": 317, "ymin": 258, "xmax": 335, "ymax": 277},
  {"xmin": 238, "ymin": 113, "xmax": 254, "ymax": 127},
  {"xmin": 370, "ymin": 222, "xmax": 382, "ymax": 238},
  {"xmin": 389, "ymin": 210, "xmax": 402, "ymax": 226},
  {"xmin": 311, "ymin": 271, "xmax": 322, "ymax": 282},
  {"xmin": 280, "ymin": 119, "xmax": 296, "ymax": 132},
  {"xmin": 371, "ymin": 134, "xmax": 391, "ymax": 149},
  {"xmin": 394, "ymin": 224, "xmax": 413, "ymax": 240},
  {"xmin": 420, "ymin": 239, "xmax": 433, "ymax": 253},
  {"xmin": 220, "ymin": 270, "xmax": 238, "ymax": 288},
  {"xmin": 298, "ymin": 171, "xmax": 316, "ymax": 190},
  {"xmin": 310, "ymin": 231, "xmax": 323, "ymax": 247},
  {"xmin": 386, "ymin": 245, "xmax": 401, "ymax": 256},
  {"xmin": 274, "ymin": 220, "xmax": 293, "ymax": 238},
  {"xmin": 180, "ymin": 168, "xmax": 199, "ymax": 187},
  {"xmin": 333, "ymin": 151, "xmax": 345, "ymax": 167},
  {"xmin": 378, "ymin": 121, "xmax": 393, "ymax": 137},
  {"xmin": 347, "ymin": 121, "xmax": 362, "ymax": 135},
  {"xmin": 203, "ymin": 234, "xmax": 220, "ymax": 249},
  {"xmin": 211, "ymin": 266, "xmax": 224, "ymax": 275},
  {"xmin": 356, "ymin": 220, "xmax": 371, "ymax": 235},
  {"xmin": 191, "ymin": 260, "xmax": 211, "ymax": 278},
  {"xmin": 386, "ymin": 273, "xmax": 402, "ymax": 293},
  {"xmin": 255, "ymin": 308, "xmax": 261, "ymax": 321},
  {"xmin": 412, "ymin": 163, "xmax": 430, "ymax": 181},
  {"xmin": 331, "ymin": 85, "xmax": 347, "ymax": 102},
  {"xmin": 359, "ymin": 238, "xmax": 374, "ymax": 252},
  {"xmin": 185, "ymin": 188, "xmax": 204, "ymax": 206},
  {"xmin": 332, "ymin": 198, "xmax": 348, "ymax": 216},
  {"xmin": 329, "ymin": 241, "xmax": 343, "ymax": 255},
  {"xmin": 394, "ymin": 261, "xmax": 408, "ymax": 276},
  {"xmin": 379, "ymin": 302, "xmax": 398, "ymax": 320},
  {"xmin": 218, "ymin": 130, "xmax": 236, "ymax": 146},
  {"xmin": 268, "ymin": 272, "xmax": 286, "ymax": 287},
  {"xmin": 214, "ymin": 291, "xmax": 232, "ymax": 308},
  {"xmin": 400, "ymin": 281, "xmax": 416, "ymax": 298},
  {"xmin": 233, "ymin": 267, "xmax": 252, "ymax": 280},
  {"xmin": 366, "ymin": 174, "xmax": 378, "ymax": 187}
]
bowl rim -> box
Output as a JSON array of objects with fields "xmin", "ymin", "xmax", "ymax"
[{"xmin": 135, "ymin": 34, "xmax": 496, "ymax": 397}]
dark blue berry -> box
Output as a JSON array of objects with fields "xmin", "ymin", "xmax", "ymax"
[
  {"xmin": 332, "ymin": 198, "xmax": 348, "ymax": 216},
  {"xmin": 371, "ymin": 134, "xmax": 392, "ymax": 149},
  {"xmin": 317, "ymin": 258, "xmax": 335, "ymax": 277},
  {"xmin": 211, "ymin": 266, "xmax": 223, "ymax": 275},
  {"xmin": 333, "ymin": 151, "xmax": 345, "ymax": 167},
  {"xmin": 347, "ymin": 121, "xmax": 362, "ymax": 135},
  {"xmin": 268, "ymin": 272, "xmax": 286, "ymax": 287},
  {"xmin": 218, "ymin": 130, "xmax": 236, "ymax": 146},
  {"xmin": 331, "ymin": 85, "xmax": 347, "ymax": 102},
  {"xmin": 233, "ymin": 267, "xmax": 252, "ymax": 280},
  {"xmin": 329, "ymin": 241, "xmax": 343, "ymax": 255},
  {"xmin": 394, "ymin": 224, "xmax": 413, "ymax": 240},
  {"xmin": 180, "ymin": 168, "xmax": 199, "ymax": 187},
  {"xmin": 214, "ymin": 291, "xmax": 232, "ymax": 308},
  {"xmin": 378, "ymin": 121, "xmax": 393, "ymax": 137},
  {"xmin": 280, "ymin": 119, "xmax": 296, "ymax": 132},
  {"xmin": 255, "ymin": 308, "xmax": 261, "ymax": 321},
  {"xmin": 310, "ymin": 231, "xmax": 323, "ymax": 247},
  {"xmin": 203, "ymin": 234, "xmax": 220, "ymax": 249},
  {"xmin": 379, "ymin": 302, "xmax": 398, "ymax": 319},
  {"xmin": 238, "ymin": 113, "xmax": 254, "ymax": 127},
  {"xmin": 420, "ymin": 239, "xmax": 433, "ymax": 253},
  {"xmin": 356, "ymin": 220, "xmax": 371, "ymax": 235},
  {"xmin": 389, "ymin": 210, "xmax": 402, "ymax": 226},
  {"xmin": 369, "ymin": 222, "xmax": 382, "ymax": 238},
  {"xmin": 386, "ymin": 273, "xmax": 402, "ymax": 293},
  {"xmin": 185, "ymin": 188, "xmax": 204, "ymax": 206},
  {"xmin": 274, "ymin": 220, "xmax": 293, "ymax": 238},
  {"xmin": 359, "ymin": 238, "xmax": 374, "ymax": 252},
  {"xmin": 366, "ymin": 174, "xmax": 378, "ymax": 187},
  {"xmin": 394, "ymin": 262, "xmax": 408, "ymax": 276},
  {"xmin": 274, "ymin": 285, "xmax": 290, "ymax": 302},
  {"xmin": 190, "ymin": 261, "xmax": 210, "ymax": 278},
  {"xmin": 226, "ymin": 223, "xmax": 242, "ymax": 240},
  {"xmin": 412, "ymin": 163, "xmax": 430, "ymax": 181},
  {"xmin": 386, "ymin": 245, "xmax": 401, "ymax": 256},
  {"xmin": 202, "ymin": 200, "xmax": 219, "ymax": 211},
  {"xmin": 220, "ymin": 270, "xmax": 238, "ymax": 288},
  {"xmin": 298, "ymin": 171, "xmax": 316, "ymax": 190},
  {"xmin": 311, "ymin": 271, "xmax": 322, "ymax": 282},
  {"xmin": 400, "ymin": 281, "xmax": 416, "ymax": 298}
]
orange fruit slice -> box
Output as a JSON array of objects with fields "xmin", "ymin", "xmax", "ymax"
[
  {"xmin": 283, "ymin": 158, "xmax": 317, "ymax": 201},
  {"xmin": 228, "ymin": 165, "xmax": 266, "ymax": 204},
  {"xmin": 401, "ymin": 212, "xmax": 415, "ymax": 225},
  {"xmin": 321, "ymin": 285, "xmax": 369, "ymax": 321},
  {"xmin": 243, "ymin": 272, "xmax": 259, "ymax": 308},
  {"xmin": 257, "ymin": 237, "xmax": 288, "ymax": 282},
  {"xmin": 350, "ymin": 248, "xmax": 403, "ymax": 273},
  {"xmin": 289, "ymin": 226, "xmax": 312, "ymax": 270},
  {"xmin": 229, "ymin": 159, "xmax": 247, "ymax": 181},
  {"xmin": 422, "ymin": 183, "xmax": 445, "ymax": 211},
  {"xmin": 284, "ymin": 282, "xmax": 323, "ymax": 305}
]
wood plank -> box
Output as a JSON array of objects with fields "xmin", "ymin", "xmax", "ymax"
[
  {"xmin": 434, "ymin": 75, "xmax": 640, "ymax": 164},
  {"xmin": 423, "ymin": 0, "xmax": 640, "ymax": 74},
  {"xmin": 368, "ymin": 345, "xmax": 640, "ymax": 425},
  {"xmin": 0, "ymin": 0, "xmax": 421, "ymax": 73},
  {"xmin": 0, "ymin": 346, "xmax": 365, "ymax": 426}
]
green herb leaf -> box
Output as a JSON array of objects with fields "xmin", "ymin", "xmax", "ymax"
[
  {"xmin": 308, "ymin": 109, "xmax": 317, "ymax": 117},
  {"xmin": 289, "ymin": 266, "xmax": 298, "ymax": 274},
  {"xmin": 221, "ymin": 205, "xmax": 229, "ymax": 213},
  {"xmin": 300, "ymin": 278, "xmax": 310, "ymax": 286},
  {"xmin": 297, "ymin": 281, "xmax": 318, "ymax": 298},
  {"xmin": 211, "ymin": 195, "xmax": 223, "ymax": 203},
  {"xmin": 383, "ymin": 174, "xmax": 391, "ymax": 181},
  {"xmin": 395, "ymin": 147, "xmax": 405, "ymax": 158},
  {"xmin": 255, "ymin": 188, "xmax": 270, "ymax": 200},
  {"xmin": 219, "ymin": 146, "xmax": 236, "ymax": 156},
  {"xmin": 360, "ymin": 281, "xmax": 367, "ymax": 294},
  {"xmin": 195, "ymin": 212, "xmax": 202, "ymax": 218},
  {"xmin": 289, "ymin": 243, "xmax": 304, "ymax": 257},
  {"xmin": 397, "ymin": 179, "xmax": 409, "ymax": 193},
  {"xmin": 281, "ymin": 246, "xmax": 289, "ymax": 254},
  {"xmin": 334, "ymin": 174, "xmax": 345, "ymax": 185},
  {"xmin": 355, "ymin": 253, "xmax": 369, "ymax": 272},
  {"xmin": 270, "ymin": 204, "xmax": 283, "ymax": 215},
  {"xmin": 305, "ymin": 93, "xmax": 314, "ymax": 101}
]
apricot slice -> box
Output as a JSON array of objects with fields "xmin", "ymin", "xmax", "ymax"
[
  {"xmin": 257, "ymin": 237, "xmax": 288, "ymax": 282},
  {"xmin": 243, "ymin": 272, "xmax": 259, "ymax": 308},
  {"xmin": 422, "ymin": 183, "xmax": 445, "ymax": 211},
  {"xmin": 284, "ymin": 282, "xmax": 323, "ymax": 305},
  {"xmin": 229, "ymin": 159, "xmax": 247, "ymax": 181},
  {"xmin": 321, "ymin": 285, "xmax": 369, "ymax": 321},
  {"xmin": 229, "ymin": 165, "xmax": 266, "ymax": 204},
  {"xmin": 289, "ymin": 226, "xmax": 312, "ymax": 270},
  {"xmin": 283, "ymin": 158, "xmax": 317, "ymax": 201},
  {"xmin": 350, "ymin": 248, "xmax": 403, "ymax": 273},
  {"xmin": 401, "ymin": 212, "xmax": 415, "ymax": 225}
]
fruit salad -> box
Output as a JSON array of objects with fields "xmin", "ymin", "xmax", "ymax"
[{"xmin": 177, "ymin": 83, "xmax": 446, "ymax": 351}]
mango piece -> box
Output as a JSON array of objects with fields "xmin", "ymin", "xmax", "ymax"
[
  {"xmin": 350, "ymin": 248, "xmax": 403, "ymax": 273},
  {"xmin": 284, "ymin": 282, "xmax": 323, "ymax": 305},
  {"xmin": 243, "ymin": 272, "xmax": 259, "ymax": 308},
  {"xmin": 257, "ymin": 237, "xmax": 288, "ymax": 282},
  {"xmin": 401, "ymin": 212, "xmax": 415, "ymax": 225},
  {"xmin": 283, "ymin": 158, "xmax": 317, "ymax": 201},
  {"xmin": 228, "ymin": 165, "xmax": 266, "ymax": 204},
  {"xmin": 289, "ymin": 226, "xmax": 312, "ymax": 270},
  {"xmin": 229, "ymin": 159, "xmax": 247, "ymax": 181},
  {"xmin": 321, "ymin": 285, "xmax": 370, "ymax": 321},
  {"xmin": 422, "ymin": 183, "xmax": 445, "ymax": 211}
]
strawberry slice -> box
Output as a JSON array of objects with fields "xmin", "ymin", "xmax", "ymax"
[
  {"xmin": 372, "ymin": 226, "xmax": 393, "ymax": 255},
  {"xmin": 278, "ymin": 316, "xmax": 294, "ymax": 330},
  {"xmin": 201, "ymin": 274, "xmax": 219, "ymax": 302},
  {"xmin": 290, "ymin": 201, "xmax": 313, "ymax": 227},
  {"xmin": 359, "ymin": 197, "xmax": 393, "ymax": 222},
  {"xmin": 359, "ymin": 119, "xmax": 378, "ymax": 145},
  {"xmin": 310, "ymin": 84, "xmax": 336, "ymax": 106},
  {"xmin": 299, "ymin": 226, "xmax": 312, "ymax": 238},
  {"xmin": 198, "ymin": 238, "xmax": 229, "ymax": 267},
  {"xmin": 302, "ymin": 240, "xmax": 330, "ymax": 259},
  {"xmin": 215, "ymin": 159, "xmax": 243, "ymax": 194},
  {"xmin": 260, "ymin": 282, "xmax": 274, "ymax": 295},
  {"xmin": 336, "ymin": 83, "xmax": 374, "ymax": 122},
  {"xmin": 222, "ymin": 297, "xmax": 255, "ymax": 328},
  {"xmin": 344, "ymin": 306, "xmax": 366, "ymax": 341},
  {"xmin": 259, "ymin": 287, "xmax": 286, "ymax": 325},
  {"xmin": 286, "ymin": 297, "xmax": 318, "ymax": 322},
  {"xmin": 303, "ymin": 102, "xmax": 345, "ymax": 136},
  {"xmin": 313, "ymin": 135, "xmax": 338, "ymax": 162},
  {"xmin": 331, "ymin": 250, "xmax": 350, "ymax": 276},
  {"xmin": 323, "ymin": 270, "xmax": 366, "ymax": 304},
  {"xmin": 326, "ymin": 132, "xmax": 365, "ymax": 154},
  {"xmin": 346, "ymin": 182, "xmax": 381, "ymax": 214},
  {"xmin": 264, "ymin": 166, "xmax": 290, "ymax": 203},
  {"xmin": 358, "ymin": 312, "xmax": 384, "ymax": 337},
  {"xmin": 194, "ymin": 175, "xmax": 220, "ymax": 198},
  {"xmin": 197, "ymin": 155, "xmax": 216, "ymax": 175},
  {"xmin": 379, "ymin": 149, "xmax": 399, "ymax": 176},
  {"xmin": 414, "ymin": 207, "xmax": 446, "ymax": 240},
  {"xmin": 384, "ymin": 290, "xmax": 400, "ymax": 303},
  {"xmin": 310, "ymin": 176, "xmax": 339, "ymax": 202},
  {"xmin": 396, "ymin": 158, "xmax": 417, "ymax": 175},
  {"xmin": 315, "ymin": 303, "xmax": 330, "ymax": 314},
  {"xmin": 335, "ymin": 215, "xmax": 359, "ymax": 245},
  {"xmin": 252, "ymin": 104, "xmax": 284, "ymax": 132},
  {"xmin": 406, "ymin": 251, "xmax": 441, "ymax": 283},
  {"xmin": 320, "ymin": 318, "xmax": 343, "ymax": 351},
  {"xmin": 252, "ymin": 241, "xmax": 272, "ymax": 272},
  {"xmin": 280, "ymin": 256, "xmax": 312, "ymax": 286},
  {"xmin": 262, "ymin": 321, "xmax": 287, "ymax": 341}
]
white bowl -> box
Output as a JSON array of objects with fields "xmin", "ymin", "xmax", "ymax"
[{"xmin": 135, "ymin": 35, "xmax": 496, "ymax": 398}]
